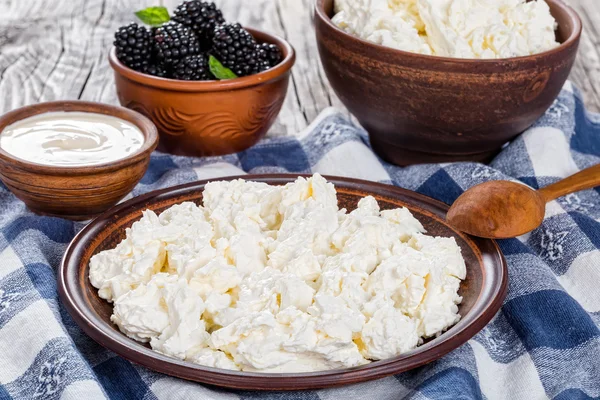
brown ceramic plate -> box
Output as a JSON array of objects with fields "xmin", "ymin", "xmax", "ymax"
[{"xmin": 58, "ymin": 175, "xmax": 507, "ymax": 390}]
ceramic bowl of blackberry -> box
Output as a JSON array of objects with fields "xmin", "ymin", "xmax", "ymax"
[
  {"xmin": 110, "ymin": 2, "xmax": 295, "ymax": 158},
  {"xmin": 315, "ymin": 0, "xmax": 581, "ymax": 166}
]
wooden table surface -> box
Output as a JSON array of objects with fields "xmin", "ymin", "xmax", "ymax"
[{"xmin": 1, "ymin": 0, "xmax": 598, "ymax": 138}]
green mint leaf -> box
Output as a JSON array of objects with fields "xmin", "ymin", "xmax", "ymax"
[
  {"xmin": 135, "ymin": 6, "xmax": 170, "ymax": 27},
  {"xmin": 209, "ymin": 55, "xmax": 238, "ymax": 80}
]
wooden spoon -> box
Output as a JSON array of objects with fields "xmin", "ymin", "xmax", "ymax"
[{"xmin": 446, "ymin": 164, "xmax": 600, "ymax": 239}]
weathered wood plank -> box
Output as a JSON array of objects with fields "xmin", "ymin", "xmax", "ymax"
[
  {"xmin": 0, "ymin": 0, "xmax": 598, "ymax": 142},
  {"xmin": 565, "ymin": 0, "xmax": 600, "ymax": 111},
  {"xmin": 225, "ymin": 0, "xmax": 309, "ymax": 135}
]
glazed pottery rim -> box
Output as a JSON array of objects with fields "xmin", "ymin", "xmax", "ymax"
[
  {"xmin": 109, "ymin": 27, "xmax": 296, "ymax": 92},
  {"xmin": 315, "ymin": 0, "xmax": 582, "ymax": 64},
  {"xmin": 59, "ymin": 174, "xmax": 508, "ymax": 390},
  {"xmin": 0, "ymin": 101, "xmax": 158, "ymax": 175}
]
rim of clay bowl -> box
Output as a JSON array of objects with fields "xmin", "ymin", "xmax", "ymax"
[
  {"xmin": 109, "ymin": 27, "xmax": 296, "ymax": 92},
  {"xmin": 0, "ymin": 101, "xmax": 158, "ymax": 175},
  {"xmin": 315, "ymin": 0, "xmax": 582, "ymax": 64}
]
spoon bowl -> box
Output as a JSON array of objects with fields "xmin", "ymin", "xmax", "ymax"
[
  {"xmin": 446, "ymin": 181, "xmax": 545, "ymax": 239},
  {"xmin": 447, "ymin": 164, "xmax": 600, "ymax": 239}
]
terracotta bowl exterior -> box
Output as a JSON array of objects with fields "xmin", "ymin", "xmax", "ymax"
[
  {"xmin": 0, "ymin": 101, "xmax": 158, "ymax": 220},
  {"xmin": 59, "ymin": 175, "xmax": 507, "ymax": 390},
  {"xmin": 315, "ymin": 0, "xmax": 582, "ymax": 166},
  {"xmin": 109, "ymin": 28, "xmax": 295, "ymax": 157}
]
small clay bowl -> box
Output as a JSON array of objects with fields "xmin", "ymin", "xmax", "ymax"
[
  {"xmin": 0, "ymin": 101, "xmax": 158, "ymax": 220},
  {"xmin": 109, "ymin": 28, "xmax": 295, "ymax": 157},
  {"xmin": 315, "ymin": 0, "xmax": 582, "ymax": 166}
]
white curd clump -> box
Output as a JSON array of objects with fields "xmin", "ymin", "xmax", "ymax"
[
  {"xmin": 89, "ymin": 174, "xmax": 466, "ymax": 372},
  {"xmin": 332, "ymin": 0, "xmax": 560, "ymax": 59}
]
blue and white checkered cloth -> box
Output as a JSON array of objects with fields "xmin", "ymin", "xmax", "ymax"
[{"xmin": 0, "ymin": 81, "xmax": 599, "ymax": 400}]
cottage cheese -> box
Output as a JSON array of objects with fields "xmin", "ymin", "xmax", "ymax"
[
  {"xmin": 90, "ymin": 174, "xmax": 466, "ymax": 372},
  {"xmin": 332, "ymin": 0, "xmax": 560, "ymax": 58}
]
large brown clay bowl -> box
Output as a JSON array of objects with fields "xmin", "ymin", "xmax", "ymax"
[
  {"xmin": 59, "ymin": 175, "xmax": 507, "ymax": 390},
  {"xmin": 0, "ymin": 101, "xmax": 158, "ymax": 220},
  {"xmin": 109, "ymin": 28, "xmax": 295, "ymax": 157},
  {"xmin": 315, "ymin": 0, "xmax": 582, "ymax": 166}
]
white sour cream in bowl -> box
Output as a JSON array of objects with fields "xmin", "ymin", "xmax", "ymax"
[{"xmin": 0, "ymin": 111, "xmax": 145, "ymax": 167}]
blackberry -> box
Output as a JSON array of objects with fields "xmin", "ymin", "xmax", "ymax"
[
  {"xmin": 173, "ymin": 1, "xmax": 225, "ymax": 49},
  {"xmin": 212, "ymin": 23, "xmax": 260, "ymax": 77},
  {"xmin": 172, "ymin": 54, "xmax": 212, "ymax": 80},
  {"xmin": 144, "ymin": 63, "xmax": 169, "ymax": 78},
  {"xmin": 257, "ymin": 43, "xmax": 283, "ymax": 71},
  {"xmin": 153, "ymin": 21, "xmax": 201, "ymax": 66},
  {"xmin": 114, "ymin": 22, "xmax": 152, "ymax": 71}
]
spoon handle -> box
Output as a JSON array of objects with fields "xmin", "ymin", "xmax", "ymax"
[{"xmin": 538, "ymin": 164, "xmax": 600, "ymax": 202}]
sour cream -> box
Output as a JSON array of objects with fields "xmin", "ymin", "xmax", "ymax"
[{"xmin": 0, "ymin": 111, "xmax": 145, "ymax": 167}]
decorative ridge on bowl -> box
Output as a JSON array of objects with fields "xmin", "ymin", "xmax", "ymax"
[
  {"xmin": 0, "ymin": 101, "xmax": 158, "ymax": 175},
  {"xmin": 315, "ymin": 0, "xmax": 582, "ymax": 65},
  {"xmin": 109, "ymin": 28, "xmax": 296, "ymax": 92}
]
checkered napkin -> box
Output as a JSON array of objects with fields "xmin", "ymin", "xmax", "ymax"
[{"xmin": 0, "ymin": 82, "xmax": 599, "ymax": 400}]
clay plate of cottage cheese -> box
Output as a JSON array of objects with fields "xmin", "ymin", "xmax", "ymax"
[{"xmin": 58, "ymin": 174, "xmax": 507, "ymax": 390}]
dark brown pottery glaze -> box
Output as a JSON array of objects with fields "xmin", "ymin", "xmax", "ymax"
[
  {"xmin": 58, "ymin": 175, "xmax": 508, "ymax": 390},
  {"xmin": 0, "ymin": 101, "xmax": 158, "ymax": 220},
  {"xmin": 315, "ymin": 0, "xmax": 582, "ymax": 166},
  {"xmin": 109, "ymin": 28, "xmax": 295, "ymax": 158}
]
